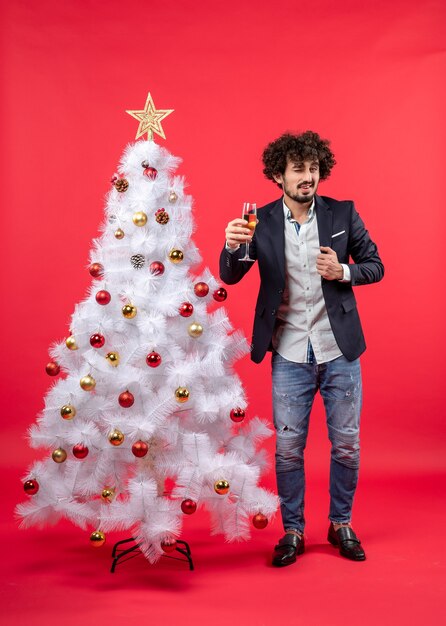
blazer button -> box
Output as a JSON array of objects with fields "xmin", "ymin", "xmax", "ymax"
[
  {"xmin": 271, "ymin": 309, "xmax": 276, "ymax": 315},
  {"xmin": 278, "ymin": 289, "xmax": 283, "ymax": 294}
]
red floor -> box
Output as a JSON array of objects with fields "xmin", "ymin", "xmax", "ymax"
[{"xmin": 2, "ymin": 466, "xmax": 445, "ymax": 626}]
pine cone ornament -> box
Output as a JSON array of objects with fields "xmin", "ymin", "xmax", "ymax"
[
  {"xmin": 130, "ymin": 254, "xmax": 145, "ymax": 269},
  {"xmin": 114, "ymin": 178, "xmax": 129, "ymax": 192},
  {"xmin": 155, "ymin": 209, "xmax": 169, "ymax": 225}
]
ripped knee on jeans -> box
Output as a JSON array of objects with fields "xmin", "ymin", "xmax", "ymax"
[
  {"xmin": 275, "ymin": 431, "xmax": 306, "ymax": 471},
  {"xmin": 276, "ymin": 423, "xmax": 299, "ymax": 434}
]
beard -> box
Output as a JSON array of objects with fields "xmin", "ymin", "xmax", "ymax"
[
  {"xmin": 283, "ymin": 179, "xmax": 318, "ymax": 204},
  {"xmin": 288, "ymin": 190, "xmax": 315, "ymax": 203},
  {"xmin": 284, "ymin": 186, "xmax": 316, "ymax": 204}
]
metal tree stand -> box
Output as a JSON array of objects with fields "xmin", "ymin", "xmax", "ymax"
[{"xmin": 110, "ymin": 537, "xmax": 194, "ymax": 573}]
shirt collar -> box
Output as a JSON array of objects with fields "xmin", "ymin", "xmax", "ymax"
[{"xmin": 283, "ymin": 197, "xmax": 315, "ymax": 223}]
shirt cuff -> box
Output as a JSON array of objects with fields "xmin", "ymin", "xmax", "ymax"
[
  {"xmin": 225, "ymin": 243, "xmax": 240, "ymax": 253},
  {"xmin": 339, "ymin": 263, "xmax": 351, "ymax": 282}
]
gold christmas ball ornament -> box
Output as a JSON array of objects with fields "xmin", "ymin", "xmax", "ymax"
[
  {"xmin": 175, "ymin": 387, "xmax": 190, "ymax": 403},
  {"xmin": 60, "ymin": 404, "xmax": 76, "ymax": 420},
  {"xmin": 80, "ymin": 374, "xmax": 96, "ymax": 391},
  {"xmin": 105, "ymin": 351, "xmax": 120, "ymax": 367},
  {"xmin": 114, "ymin": 228, "xmax": 125, "ymax": 239},
  {"xmin": 101, "ymin": 487, "xmax": 115, "ymax": 503},
  {"xmin": 90, "ymin": 530, "xmax": 106, "ymax": 547},
  {"xmin": 214, "ymin": 479, "xmax": 230, "ymax": 495},
  {"xmin": 65, "ymin": 336, "xmax": 78, "ymax": 350},
  {"xmin": 168, "ymin": 249, "xmax": 184, "ymax": 264},
  {"xmin": 188, "ymin": 322, "xmax": 203, "ymax": 338},
  {"xmin": 168, "ymin": 191, "xmax": 178, "ymax": 203},
  {"xmin": 52, "ymin": 448, "xmax": 67, "ymax": 463},
  {"xmin": 122, "ymin": 304, "xmax": 137, "ymax": 319},
  {"xmin": 108, "ymin": 429, "xmax": 125, "ymax": 446},
  {"xmin": 132, "ymin": 211, "xmax": 148, "ymax": 227}
]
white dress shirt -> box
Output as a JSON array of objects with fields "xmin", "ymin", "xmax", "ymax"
[{"xmin": 272, "ymin": 199, "xmax": 346, "ymax": 364}]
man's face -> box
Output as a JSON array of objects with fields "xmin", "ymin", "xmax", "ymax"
[{"xmin": 274, "ymin": 158, "xmax": 320, "ymax": 204}]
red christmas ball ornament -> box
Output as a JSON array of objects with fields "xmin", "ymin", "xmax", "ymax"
[
  {"xmin": 179, "ymin": 302, "xmax": 194, "ymax": 317},
  {"xmin": 146, "ymin": 352, "xmax": 162, "ymax": 368},
  {"xmin": 213, "ymin": 287, "xmax": 228, "ymax": 302},
  {"xmin": 46, "ymin": 361, "xmax": 60, "ymax": 376},
  {"xmin": 89, "ymin": 263, "xmax": 104, "ymax": 278},
  {"xmin": 96, "ymin": 290, "xmax": 111, "ymax": 305},
  {"xmin": 24, "ymin": 479, "xmax": 39, "ymax": 495},
  {"xmin": 252, "ymin": 513, "xmax": 269, "ymax": 529},
  {"xmin": 194, "ymin": 282, "xmax": 209, "ymax": 297},
  {"xmin": 181, "ymin": 499, "xmax": 197, "ymax": 515},
  {"xmin": 230, "ymin": 408, "xmax": 246, "ymax": 423},
  {"xmin": 149, "ymin": 261, "xmax": 165, "ymax": 276},
  {"xmin": 161, "ymin": 538, "xmax": 177, "ymax": 553},
  {"xmin": 132, "ymin": 441, "xmax": 149, "ymax": 458},
  {"xmin": 72, "ymin": 444, "xmax": 89, "ymax": 459},
  {"xmin": 119, "ymin": 390, "xmax": 134, "ymax": 408},
  {"xmin": 143, "ymin": 166, "xmax": 158, "ymax": 180},
  {"xmin": 90, "ymin": 333, "xmax": 105, "ymax": 349}
]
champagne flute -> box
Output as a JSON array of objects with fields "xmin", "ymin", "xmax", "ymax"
[{"xmin": 239, "ymin": 202, "xmax": 257, "ymax": 262}]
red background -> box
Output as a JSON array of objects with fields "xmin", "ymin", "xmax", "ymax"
[{"xmin": 1, "ymin": 1, "xmax": 445, "ymax": 624}]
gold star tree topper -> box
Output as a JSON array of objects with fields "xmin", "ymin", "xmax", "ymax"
[{"xmin": 126, "ymin": 93, "xmax": 174, "ymax": 141}]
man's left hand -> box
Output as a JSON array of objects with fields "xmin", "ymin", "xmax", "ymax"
[{"xmin": 316, "ymin": 246, "xmax": 343, "ymax": 280}]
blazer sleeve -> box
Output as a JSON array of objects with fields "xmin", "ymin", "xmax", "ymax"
[
  {"xmin": 347, "ymin": 203, "xmax": 385, "ymax": 286},
  {"xmin": 219, "ymin": 234, "xmax": 257, "ymax": 285}
]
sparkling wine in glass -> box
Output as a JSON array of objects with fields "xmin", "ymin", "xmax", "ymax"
[{"xmin": 239, "ymin": 202, "xmax": 257, "ymax": 262}]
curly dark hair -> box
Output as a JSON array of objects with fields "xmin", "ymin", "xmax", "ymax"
[{"xmin": 262, "ymin": 131, "xmax": 336, "ymax": 187}]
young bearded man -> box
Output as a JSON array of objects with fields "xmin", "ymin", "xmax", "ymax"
[{"xmin": 219, "ymin": 131, "xmax": 384, "ymax": 566}]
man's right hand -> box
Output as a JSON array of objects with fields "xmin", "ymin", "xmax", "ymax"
[{"xmin": 225, "ymin": 218, "xmax": 253, "ymax": 249}]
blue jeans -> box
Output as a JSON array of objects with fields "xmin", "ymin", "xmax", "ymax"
[{"xmin": 272, "ymin": 351, "xmax": 362, "ymax": 533}]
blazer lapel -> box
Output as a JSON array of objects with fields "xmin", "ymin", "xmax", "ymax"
[
  {"xmin": 315, "ymin": 195, "xmax": 333, "ymax": 247},
  {"xmin": 262, "ymin": 195, "xmax": 330, "ymax": 284},
  {"xmin": 264, "ymin": 198, "xmax": 286, "ymax": 284}
]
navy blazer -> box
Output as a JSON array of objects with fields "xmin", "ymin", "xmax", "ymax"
[{"xmin": 219, "ymin": 195, "xmax": 384, "ymax": 363}]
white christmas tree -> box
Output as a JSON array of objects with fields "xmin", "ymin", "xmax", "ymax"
[{"xmin": 17, "ymin": 94, "xmax": 278, "ymax": 564}]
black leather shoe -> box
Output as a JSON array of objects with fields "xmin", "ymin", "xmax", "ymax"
[
  {"xmin": 327, "ymin": 523, "xmax": 366, "ymax": 561},
  {"xmin": 272, "ymin": 533, "xmax": 305, "ymax": 567}
]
